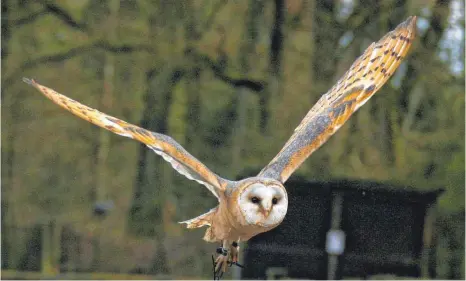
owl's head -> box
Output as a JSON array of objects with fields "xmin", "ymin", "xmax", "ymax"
[{"xmin": 236, "ymin": 178, "xmax": 288, "ymax": 228}]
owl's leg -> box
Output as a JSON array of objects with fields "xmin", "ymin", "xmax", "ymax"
[
  {"xmin": 213, "ymin": 240, "xmax": 245, "ymax": 278},
  {"xmin": 229, "ymin": 240, "xmax": 240, "ymax": 264},
  {"xmin": 214, "ymin": 240, "xmax": 230, "ymax": 277}
]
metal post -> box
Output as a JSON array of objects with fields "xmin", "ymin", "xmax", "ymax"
[
  {"xmin": 326, "ymin": 192, "xmax": 344, "ymax": 280},
  {"xmin": 41, "ymin": 222, "xmax": 51, "ymax": 275},
  {"xmin": 41, "ymin": 220, "xmax": 59, "ymax": 276},
  {"xmin": 52, "ymin": 220, "xmax": 61, "ymax": 274},
  {"xmin": 421, "ymin": 204, "xmax": 437, "ymax": 278}
]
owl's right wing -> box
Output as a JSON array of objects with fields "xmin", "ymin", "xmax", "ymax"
[
  {"xmin": 259, "ymin": 16, "xmax": 416, "ymax": 183},
  {"xmin": 24, "ymin": 78, "xmax": 227, "ymax": 200}
]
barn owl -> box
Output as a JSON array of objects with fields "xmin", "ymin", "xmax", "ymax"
[{"xmin": 24, "ymin": 16, "xmax": 416, "ymax": 276}]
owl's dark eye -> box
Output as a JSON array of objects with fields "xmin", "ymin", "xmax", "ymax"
[
  {"xmin": 251, "ymin": 197, "xmax": 260, "ymax": 204},
  {"xmin": 272, "ymin": 197, "xmax": 278, "ymax": 205}
]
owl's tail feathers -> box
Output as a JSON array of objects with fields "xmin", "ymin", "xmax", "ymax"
[
  {"xmin": 179, "ymin": 207, "xmax": 218, "ymax": 242},
  {"xmin": 179, "ymin": 207, "xmax": 218, "ymax": 229}
]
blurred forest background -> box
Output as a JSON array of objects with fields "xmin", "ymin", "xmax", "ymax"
[{"xmin": 1, "ymin": 0, "xmax": 464, "ymax": 279}]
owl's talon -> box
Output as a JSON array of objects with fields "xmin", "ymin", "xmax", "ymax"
[
  {"xmin": 214, "ymin": 253, "xmax": 229, "ymax": 279},
  {"xmin": 212, "ymin": 255, "xmax": 224, "ymax": 280},
  {"xmin": 216, "ymin": 247, "xmax": 228, "ymax": 256},
  {"xmin": 212, "ymin": 241, "xmax": 244, "ymax": 279}
]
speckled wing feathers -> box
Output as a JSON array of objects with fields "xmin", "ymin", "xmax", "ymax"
[
  {"xmin": 23, "ymin": 78, "xmax": 226, "ymax": 199},
  {"xmin": 259, "ymin": 16, "xmax": 417, "ymax": 183}
]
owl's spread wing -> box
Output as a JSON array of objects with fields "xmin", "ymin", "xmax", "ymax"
[
  {"xmin": 259, "ymin": 16, "xmax": 417, "ymax": 183},
  {"xmin": 24, "ymin": 78, "xmax": 226, "ymax": 199}
]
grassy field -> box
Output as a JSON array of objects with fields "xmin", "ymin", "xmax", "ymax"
[{"xmin": 0, "ymin": 270, "xmax": 201, "ymax": 280}]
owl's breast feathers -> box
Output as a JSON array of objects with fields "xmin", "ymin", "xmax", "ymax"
[
  {"xmin": 180, "ymin": 180, "xmax": 279, "ymax": 242},
  {"xmin": 209, "ymin": 179, "xmax": 281, "ymax": 242},
  {"xmin": 209, "ymin": 200, "xmax": 273, "ymax": 242}
]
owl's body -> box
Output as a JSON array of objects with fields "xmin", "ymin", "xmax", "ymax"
[
  {"xmin": 24, "ymin": 16, "xmax": 416, "ymax": 276},
  {"xmin": 185, "ymin": 178, "xmax": 288, "ymax": 242}
]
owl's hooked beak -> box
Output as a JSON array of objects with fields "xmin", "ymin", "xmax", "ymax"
[{"xmin": 259, "ymin": 203, "xmax": 272, "ymax": 217}]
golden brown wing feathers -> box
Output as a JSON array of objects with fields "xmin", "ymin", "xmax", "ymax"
[
  {"xmin": 259, "ymin": 16, "xmax": 417, "ymax": 183},
  {"xmin": 23, "ymin": 78, "xmax": 226, "ymax": 198}
]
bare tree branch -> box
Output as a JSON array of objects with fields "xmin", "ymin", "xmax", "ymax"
[
  {"xmin": 11, "ymin": 1, "xmax": 89, "ymax": 31},
  {"xmin": 5, "ymin": 40, "xmax": 264, "ymax": 94},
  {"xmin": 3, "ymin": 41, "xmax": 156, "ymax": 90},
  {"xmin": 12, "ymin": 8, "xmax": 48, "ymax": 27},
  {"xmin": 38, "ymin": 0, "xmax": 89, "ymax": 32},
  {"xmin": 188, "ymin": 49, "xmax": 265, "ymax": 92}
]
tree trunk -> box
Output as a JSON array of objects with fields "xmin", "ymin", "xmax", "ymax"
[
  {"xmin": 184, "ymin": 0, "xmax": 202, "ymax": 160},
  {"xmin": 231, "ymin": 0, "xmax": 264, "ymax": 173},
  {"xmin": 129, "ymin": 67, "xmax": 178, "ymax": 237},
  {"xmin": 95, "ymin": 0, "xmax": 120, "ymax": 203},
  {"xmin": 261, "ymin": 0, "xmax": 285, "ymax": 133}
]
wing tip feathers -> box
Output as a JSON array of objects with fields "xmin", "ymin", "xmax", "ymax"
[
  {"xmin": 403, "ymin": 16, "xmax": 417, "ymax": 30},
  {"xmin": 398, "ymin": 16, "xmax": 417, "ymax": 36},
  {"xmin": 22, "ymin": 77, "xmax": 35, "ymax": 85}
]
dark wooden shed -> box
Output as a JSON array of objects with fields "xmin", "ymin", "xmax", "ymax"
[{"xmin": 236, "ymin": 177, "xmax": 444, "ymax": 280}]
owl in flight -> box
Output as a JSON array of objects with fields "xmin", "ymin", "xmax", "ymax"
[{"xmin": 24, "ymin": 17, "xmax": 416, "ymax": 276}]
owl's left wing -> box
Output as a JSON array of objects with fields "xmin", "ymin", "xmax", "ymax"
[
  {"xmin": 23, "ymin": 78, "xmax": 227, "ymax": 199},
  {"xmin": 259, "ymin": 16, "xmax": 416, "ymax": 183}
]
